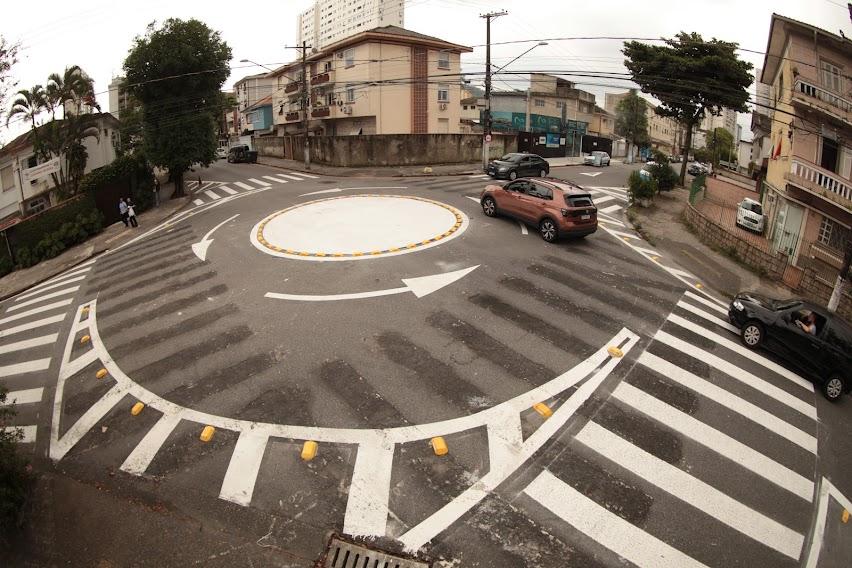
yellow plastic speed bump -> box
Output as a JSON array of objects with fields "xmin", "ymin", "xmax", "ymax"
[
  {"xmin": 533, "ymin": 402, "xmax": 553, "ymax": 418},
  {"xmin": 607, "ymin": 346, "xmax": 624, "ymax": 358},
  {"xmin": 431, "ymin": 436, "xmax": 448, "ymax": 456},
  {"xmin": 80, "ymin": 334, "xmax": 91, "ymax": 345},
  {"xmin": 96, "ymin": 368, "xmax": 108, "ymax": 380},
  {"xmin": 301, "ymin": 440, "xmax": 318, "ymax": 461},
  {"xmin": 200, "ymin": 425, "xmax": 215, "ymax": 442},
  {"xmin": 843, "ymin": 509, "xmax": 850, "ymax": 523},
  {"xmin": 131, "ymin": 402, "xmax": 145, "ymax": 416}
]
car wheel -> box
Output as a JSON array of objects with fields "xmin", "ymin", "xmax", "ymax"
[
  {"xmin": 539, "ymin": 169, "xmax": 547, "ymax": 177},
  {"xmin": 482, "ymin": 197, "xmax": 497, "ymax": 217},
  {"xmin": 539, "ymin": 218, "xmax": 557, "ymax": 243},
  {"xmin": 740, "ymin": 320, "xmax": 764, "ymax": 348},
  {"xmin": 822, "ymin": 375, "xmax": 846, "ymax": 402},
  {"xmin": 508, "ymin": 170, "xmax": 518, "ymax": 181}
]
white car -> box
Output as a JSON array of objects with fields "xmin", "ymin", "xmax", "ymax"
[
  {"xmin": 736, "ymin": 197, "xmax": 765, "ymax": 233},
  {"xmin": 583, "ymin": 151, "xmax": 611, "ymax": 167},
  {"xmin": 216, "ymin": 147, "xmax": 228, "ymax": 159}
]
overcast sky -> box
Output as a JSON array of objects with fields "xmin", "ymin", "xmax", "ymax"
[{"xmin": 2, "ymin": 0, "xmax": 849, "ymax": 143}]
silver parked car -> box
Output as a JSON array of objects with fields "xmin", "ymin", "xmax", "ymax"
[{"xmin": 583, "ymin": 151, "xmax": 611, "ymax": 167}]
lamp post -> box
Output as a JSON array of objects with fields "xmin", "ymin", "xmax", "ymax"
[
  {"xmin": 493, "ymin": 42, "xmax": 548, "ymax": 75},
  {"xmin": 239, "ymin": 58, "xmax": 275, "ymax": 72}
]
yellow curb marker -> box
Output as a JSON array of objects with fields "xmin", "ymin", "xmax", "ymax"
[
  {"xmin": 651, "ymin": 256, "xmax": 660, "ymax": 261},
  {"xmin": 96, "ymin": 368, "xmax": 108, "ymax": 380},
  {"xmin": 81, "ymin": 307, "xmax": 90, "ymax": 314},
  {"xmin": 533, "ymin": 402, "xmax": 553, "ymax": 418},
  {"xmin": 131, "ymin": 402, "xmax": 145, "ymax": 416},
  {"xmin": 843, "ymin": 509, "xmax": 850, "ymax": 523},
  {"xmin": 607, "ymin": 346, "xmax": 624, "ymax": 358},
  {"xmin": 431, "ymin": 437, "xmax": 448, "ymax": 456},
  {"xmin": 301, "ymin": 441, "xmax": 318, "ymax": 461},
  {"xmin": 80, "ymin": 334, "xmax": 91, "ymax": 345},
  {"xmin": 695, "ymin": 283, "xmax": 704, "ymax": 289},
  {"xmin": 200, "ymin": 426, "xmax": 215, "ymax": 442}
]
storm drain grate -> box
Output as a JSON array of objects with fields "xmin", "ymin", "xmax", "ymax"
[{"xmin": 324, "ymin": 537, "xmax": 429, "ymax": 568}]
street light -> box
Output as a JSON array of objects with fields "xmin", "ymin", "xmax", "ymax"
[
  {"xmin": 239, "ymin": 58, "xmax": 274, "ymax": 72},
  {"xmin": 493, "ymin": 42, "xmax": 548, "ymax": 75}
]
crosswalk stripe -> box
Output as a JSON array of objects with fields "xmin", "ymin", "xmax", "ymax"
[
  {"xmin": 219, "ymin": 432, "xmax": 269, "ymax": 506},
  {"xmin": 684, "ymin": 290, "xmax": 728, "ymax": 311},
  {"xmin": 219, "ymin": 185, "xmax": 238, "ymax": 195},
  {"xmin": 120, "ymin": 414, "xmax": 181, "ymax": 475},
  {"xmin": 633, "ymin": 246, "xmax": 660, "ymax": 256},
  {"xmin": 248, "ymin": 177, "xmax": 271, "ymax": 187},
  {"xmin": 638, "ymin": 352, "xmax": 817, "ymax": 453},
  {"xmin": 591, "ymin": 195, "xmax": 615, "ymax": 205},
  {"xmin": 0, "ymin": 314, "xmax": 65, "ymax": 339},
  {"xmin": 525, "ymin": 470, "xmax": 709, "ymax": 568},
  {"xmin": 1, "ymin": 387, "xmax": 44, "ymax": 405},
  {"xmin": 233, "ymin": 181, "xmax": 254, "ymax": 190},
  {"xmin": 204, "ymin": 189, "xmax": 221, "ymax": 200},
  {"xmin": 27, "ymin": 266, "xmax": 91, "ymax": 294},
  {"xmin": 669, "ymin": 267, "xmax": 694, "ymax": 279},
  {"xmin": 676, "ymin": 300, "xmax": 739, "ymax": 334},
  {"xmin": 7, "ymin": 286, "xmax": 79, "ymax": 312},
  {"xmin": 284, "ymin": 170, "xmax": 318, "ymax": 179},
  {"xmin": 277, "ymin": 174, "xmax": 304, "ymax": 181},
  {"xmin": 577, "ymin": 421, "xmax": 805, "ymax": 560},
  {"xmin": 666, "ymin": 313, "xmax": 813, "ymax": 391},
  {"xmin": 193, "ymin": 199, "xmax": 204, "ymax": 206},
  {"xmin": 1, "ymin": 425, "xmax": 36, "ymax": 443},
  {"xmin": 468, "ymin": 174, "xmax": 489, "ymax": 179},
  {"xmin": 0, "ymin": 334, "xmax": 58, "ymax": 355},
  {"xmin": 0, "ymin": 358, "xmax": 51, "ymax": 377},
  {"xmin": 600, "ymin": 204, "xmax": 621, "ymax": 214},
  {"xmin": 654, "ymin": 330, "xmax": 817, "ymax": 418},
  {"xmin": 0, "ymin": 299, "xmax": 73, "ymax": 326},
  {"xmin": 16, "ymin": 275, "xmax": 86, "ymax": 301},
  {"xmin": 262, "ymin": 175, "xmax": 288, "ymax": 184},
  {"xmin": 613, "ymin": 382, "xmax": 814, "ymax": 500}
]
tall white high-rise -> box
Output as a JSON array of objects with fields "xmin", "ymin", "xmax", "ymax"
[{"xmin": 298, "ymin": 0, "xmax": 404, "ymax": 50}]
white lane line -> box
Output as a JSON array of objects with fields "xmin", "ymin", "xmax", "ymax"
[
  {"xmin": 577, "ymin": 422, "xmax": 805, "ymax": 560},
  {"xmin": 2, "ymin": 425, "xmax": 36, "ymax": 443},
  {"xmin": 26, "ymin": 267, "xmax": 91, "ymax": 294},
  {"xmin": 600, "ymin": 204, "xmax": 622, "ymax": 214},
  {"xmin": 248, "ymin": 177, "xmax": 271, "ymax": 187},
  {"xmin": 17, "ymin": 275, "xmax": 86, "ymax": 301},
  {"xmin": 667, "ymin": 313, "xmax": 814, "ymax": 391},
  {"xmin": 685, "ymin": 290, "xmax": 728, "ymax": 310},
  {"xmin": 655, "ymin": 330, "xmax": 817, "ymax": 416},
  {"xmin": 120, "ymin": 414, "xmax": 181, "ymax": 475},
  {"xmin": 591, "ymin": 194, "xmax": 615, "ymax": 205},
  {"xmin": 633, "ymin": 246, "xmax": 660, "ymax": 256},
  {"xmin": 597, "ymin": 216, "xmax": 625, "ymax": 227},
  {"xmin": 284, "ymin": 170, "xmax": 318, "ymax": 179},
  {"xmin": 468, "ymin": 174, "xmax": 489, "ymax": 179},
  {"xmin": 0, "ymin": 334, "xmax": 58, "ymax": 355},
  {"xmin": 7, "ymin": 286, "xmax": 79, "ymax": 312},
  {"xmin": 806, "ymin": 478, "xmax": 852, "ymax": 568},
  {"xmin": 518, "ymin": 220, "xmax": 528, "ymax": 235},
  {"xmin": 203, "ymin": 189, "xmax": 222, "ymax": 201},
  {"xmin": 72, "ymin": 258, "xmax": 96, "ymax": 269},
  {"xmin": 262, "ymin": 175, "xmax": 288, "ymax": 184},
  {"xmin": 0, "ymin": 358, "xmax": 51, "ymax": 377},
  {"xmin": 669, "ymin": 267, "xmax": 694, "ymax": 279},
  {"xmin": 676, "ymin": 300, "xmax": 739, "ymax": 334},
  {"xmin": 613, "ymin": 382, "xmax": 814, "ymax": 500},
  {"xmin": 277, "ymin": 174, "xmax": 304, "ymax": 181},
  {"xmin": 638, "ymin": 352, "xmax": 817, "ymax": 453},
  {"xmin": 219, "ymin": 432, "xmax": 270, "ymax": 506},
  {"xmin": 343, "ymin": 436, "xmax": 396, "ymax": 537},
  {"xmin": 1, "ymin": 387, "xmax": 44, "ymax": 406},
  {"xmin": 233, "ymin": 181, "xmax": 255, "ymax": 190},
  {"xmin": 525, "ymin": 470, "xmax": 708, "ymax": 568},
  {"xmin": 0, "ymin": 299, "xmax": 73, "ymax": 326},
  {"xmin": 219, "ymin": 185, "xmax": 238, "ymax": 195},
  {"xmin": 193, "ymin": 199, "xmax": 204, "ymax": 206},
  {"xmin": 0, "ymin": 314, "xmax": 66, "ymax": 339},
  {"xmin": 487, "ymin": 409, "xmax": 524, "ymax": 473},
  {"xmin": 589, "ymin": 188, "xmax": 629, "ymax": 202},
  {"xmin": 607, "ymin": 229, "xmax": 639, "ymax": 240},
  {"xmin": 465, "ymin": 196, "xmax": 480, "ymax": 203}
]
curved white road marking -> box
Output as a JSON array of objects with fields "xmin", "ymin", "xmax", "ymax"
[
  {"xmin": 191, "ymin": 214, "xmax": 240, "ymax": 261},
  {"xmin": 299, "ymin": 186, "xmax": 409, "ymax": 197}
]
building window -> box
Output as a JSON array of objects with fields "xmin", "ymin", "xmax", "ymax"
[
  {"xmin": 1, "ymin": 165, "xmax": 13, "ymax": 192},
  {"xmin": 556, "ymin": 101, "xmax": 564, "ymax": 109},
  {"xmin": 534, "ymin": 99, "xmax": 545, "ymax": 107},
  {"xmin": 438, "ymin": 84, "xmax": 449, "ymax": 102},
  {"xmin": 437, "ymin": 51, "xmax": 450, "ymax": 69},
  {"xmin": 26, "ymin": 196, "xmax": 48, "ymax": 215},
  {"xmin": 346, "ymin": 84, "xmax": 355, "ymax": 102},
  {"xmin": 323, "ymin": 61, "xmax": 332, "ymax": 72},
  {"xmin": 344, "ymin": 48, "xmax": 355, "ymax": 68},
  {"xmin": 821, "ymin": 61, "xmax": 843, "ymax": 93},
  {"xmin": 325, "ymin": 92, "xmax": 334, "ymax": 106},
  {"xmin": 26, "ymin": 155, "xmax": 37, "ymax": 168}
]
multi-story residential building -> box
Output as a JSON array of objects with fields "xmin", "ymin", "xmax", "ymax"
[
  {"xmin": 298, "ymin": 0, "xmax": 404, "ymax": 51},
  {"xmin": 700, "ymin": 106, "xmax": 738, "ymax": 139},
  {"xmin": 242, "ymin": 95, "xmax": 274, "ymax": 136},
  {"xmin": 604, "ymin": 91, "xmax": 679, "ymax": 155},
  {"xmin": 588, "ymin": 106, "xmax": 614, "ymax": 138},
  {"xmin": 233, "ymin": 73, "xmax": 275, "ymax": 133},
  {"xmin": 759, "ymin": 14, "xmax": 851, "ymax": 283},
  {"xmin": 267, "ymin": 26, "xmax": 470, "ymax": 136},
  {"xmin": 751, "ymin": 67, "xmax": 774, "ymax": 169},
  {"xmin": 107, "ymin": 76, "xmax": 137, "ymax": 120}
]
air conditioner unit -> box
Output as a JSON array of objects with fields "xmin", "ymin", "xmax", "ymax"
[
  {"xmin": 342, "ymin": 106, "xmax": 352, "ymax": 114},
  {"xmin": 439, "ymin": 103, "xmax": 447, "ymax": 110}
]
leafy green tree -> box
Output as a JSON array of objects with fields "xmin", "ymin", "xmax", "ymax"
[
  {"xmin": 46, "ymin": 65, "xmax": 97, "ymax": 119},
  {"xmin": 0, "ymin": 36, "xmax": 19, "ymax": 124},
  {"xmin": 623, "ymin": 32, "xmax": 753, "ymax": 184},
  {"xmin": 706, "ymin": 127, "xmax": 734, "ymax": 165},
  {"xmin": 693, "ymin": 147, "xmax": 711, "ymax": 164},
  {"xmin": 614, "ymin": 89, "xmax": 649, "ymax": 164},
  {"xmin": 123, "ymin": 19, "xmax": 232, "ymax": 196}
]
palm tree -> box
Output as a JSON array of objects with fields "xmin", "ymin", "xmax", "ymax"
[
  {"xmin": 6, "ymin": 85, "xmax": 45, "ymax": 128},
  {"xmin": 47, "ymin": 65, "xmax": 96, "ymax": 118}
]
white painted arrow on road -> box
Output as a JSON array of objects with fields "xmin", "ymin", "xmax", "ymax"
[
  {"xmin": 580, "ymin": 172, "xmax": 603, "ymax": 177},
  {"xmin": 191, "ymin": 214, "xmax": 239, "ymax": 261},
  {"xmin": 265, "ymin": 265, "xmax": 479, "ymax": 302},
  {"xmin": 299, "ymin": 186, "xmax": 409, "ymax": 197}
]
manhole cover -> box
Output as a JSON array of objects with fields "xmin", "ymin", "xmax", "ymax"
[{"xmin": 323, "ymin": 537, "xmax": 429, "ymax": 568}]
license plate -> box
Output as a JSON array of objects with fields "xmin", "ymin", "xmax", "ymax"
[{"xmin": 581, "ymin": 214, "xmax": 590, "ymax": 220}]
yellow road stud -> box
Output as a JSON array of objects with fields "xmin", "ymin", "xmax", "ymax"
[
  {"xmin": 131, "ymin": 402, "xmax": 145, "ymax": 416},
  {"xmin": 533, "ymin": 402, "xmax": 553, "ymax": 418},
  {"xmin": 200, "ymin": 426, "xmax": 215, "ymax": 442},
  {"xmin": 431, "ymin": 436, "xmax": 448, "ymax": 456},
  {"xmin": 80, "ymin": 334, "xmax": 91, "ymax": 345},
  {"xmin": 301, "ymin": 440, "xmax": 318, "ymax": 461},
  {"xmin": 81, "ymin": 306, "xmax": 90, "ymax": 314},
  {"xmin": 651, "ymin": 256, "xmax": 660, "ymax": 261},
  {"xmin": 96, "ymin": 368, "xmax": 108, "ymax": 380},
  {"xmin": 607, "ymin": 346, "xmax": 624, "ymax": 358},
  {"xmin": 695, "ymin": 283, "xmax": 704, "ymax": 289},
  {"xmin": 843, "ymin": 509, "xmax": 850, "ymax": 523}
]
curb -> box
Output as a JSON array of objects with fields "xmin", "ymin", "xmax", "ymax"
[{"xmin": 256, "ymin": 160, "xmax": 481, "ymax": 178}]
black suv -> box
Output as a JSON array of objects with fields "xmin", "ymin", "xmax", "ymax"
[
  {"xmin": 486, "ymin": 153, "xmax": 550, "ymax": 180},
  {"xmin": 227, "ymin": 145, "xmax": 258, "ymax": 164},
  {"xmin": 728, "ymin": 292, "xmax": 851, "ymax": 401}
]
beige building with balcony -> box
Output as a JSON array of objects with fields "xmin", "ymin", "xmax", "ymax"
[
  {"xmin": 604, "ymin": 91, "xmax": 680, "ymax": 155},
  {"xmin": 267, "ymin": 26, "xmax": 471, "ymax": 137},
  {"xmin": 759, "ymin": 14, "xmax": 851, "ymax": 284}
]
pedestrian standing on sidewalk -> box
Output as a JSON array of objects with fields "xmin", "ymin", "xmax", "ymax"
[
  {"xmin": 118, "ymin": 198, "xmax": 129, "ymax": 227},
  {"xmin": 126, "ymin": 197, "xmax": 139, "ymax": 228},
  {"xmin": 153, "ymin": 179, "xmax": 161, "ymax": 207}
]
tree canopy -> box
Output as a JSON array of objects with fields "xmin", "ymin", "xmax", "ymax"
[
  {"xmin": 623, "ymin": 32, "xmax": 753, "ymax": 182},
  {"xmin": 614, "ymin": 89, "xmax": 649, "ymax": 162},
  {"xmin": 706, "ymin": 127, "xmax": 735, "ymax": 164},
  {"xmin": 0, "ymin": 36, "xmax": 19, "ymax": 124},
  {"xmin": 123, "ymin": 19, "xmax": 231, "ymax": 195}
]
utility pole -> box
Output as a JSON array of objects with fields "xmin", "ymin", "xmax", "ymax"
[
  {"xmin": 286, "ymin": 42, "xmax": 312, "ymax": 169},
  {"xmin": 480, "ymin": 10, "xmax": 508, "ymax": 171}
]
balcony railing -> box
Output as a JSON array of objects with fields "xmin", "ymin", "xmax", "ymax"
[
  {"xmin": 285, "ymin": 111, "xmax": 302, "ymax": 123},
  {"xmin": 792, "ymin": 78, "xmax": 851, "ymax": 117},
  {"xmin": 311, "ymin": 106, "xmax": 330, "ymax": 118},
  {"xmin": 284, "ymin": 81, "xmax": 302, "ymax": 94},
  {"xmin": 311, "ymin": 70, "xmax": 333, "ymax": 85},
  {"xmin": 788, "ymin": 159, "xmax": 852, "ymax": 205}
]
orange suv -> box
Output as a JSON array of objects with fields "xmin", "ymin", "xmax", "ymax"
[{"xmin": 480, "ymin": 178, "xmax": 597, "ymax": 242}]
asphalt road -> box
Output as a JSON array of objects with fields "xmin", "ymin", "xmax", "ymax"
[{"xmin": 2, "ymin": 159, "xmax": 850, "ymax": 567}]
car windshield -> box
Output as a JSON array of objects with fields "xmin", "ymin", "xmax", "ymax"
[
  {"xmin": 742, "ymin": 202, "xmax": 763, "ymax": 215},
  {"xmin": 500, "ymin": 154, "xmax": 523, "ymax": 162},
  {"xmin": 775, "ymin": 299, "xmax": 802, "ymax": 311}
]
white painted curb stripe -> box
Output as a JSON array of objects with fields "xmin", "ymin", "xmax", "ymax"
[
  {"xmin": 219, "ymin": 185, "xmax": 238, "ymax": 195},
  {"xmin": 805, "ymin": 478, "xmax": 852, "ymax": 568},
  {"xmin": 668, "ymin": 267, "xmax": 694, "ymax": 279},
  {"xmin": 600, "ymin": 204, "xmax": 621, "ymax": 214},
  {"xmin": 203, "ymin": 189, "xmax": 221, "ymax": 201},
  {"xmin": 0, "ymin": 334, "xmax": 58, "ymax": 355},
  {"xmin": 654, "ymin": 330, "xmax": 817, "ymax": 418},
  {"xmin": 0, "ymin": 314, "xmax": 65, "ymax": 339},
  {"xmin": 0, "ymin": 358, "xmax": 51, "ymax": 377},
  {"xmin": 7, "ymin": 286, "xmax": 79, "ymax": 312},
  {"xmin": 219, "ymin": 432, "xmax": 270, "ymax": 506},
  {"xmin": 193, "ymin": 199, "xmax": 204, "ymax": 206},
  {"xmin": 638, "ymin": 352, "xmax": 817, "ymax": 453},
  {"xmin": 465, "ymin": 196, "xmax": 479, "ymax": 203},
  {"xmin": 2, "ymin": 425, "xmax": 36, "ymax": 443},
  {"xmin": 576, "ymin": 422, "xmax": 804, "ymax": 559},
  {"xmin": 344, "ymin": 436, "xmax": 396, "ymax": 537},
  {"xmin": 262, "ymin": 175, "xmax": 288, "ymax": 184},
  {"xmin": 0, "ymin": 299, "xmax": 73, "ymax": 325},
  {"xmin": 1, "ymin": 387, "xmax": 44, "ymax": 406},
  {"xmin": 16, "ymin": 275, "xmax": 86, "ymax": 301},
  {"xmin": 613, "ymin": 382, "xmax": 814, "ymax": 500},
  {"xmin": 248, "ymin": 178, "xmax": 271, "ymax": 187},
  {"xmin": 120, "ymin": 414, "xmax": 181, "ymax": 475},
  {"xmin": 525, "ymin": 470, "xmax": 708, "ymax": 568},
  {"xmin": 285, "ymin": 171, "xmax": 318, "ymax": 179},
  {"xmin": 676, "ymin": 300, "xmax": 739, "ymax": 334},
  {"xmin": 233, "ymin": 181, "xmax": 254, "ymax": 190}
]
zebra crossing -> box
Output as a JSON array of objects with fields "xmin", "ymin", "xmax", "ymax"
[
  {"xmin": 520, "ymin": 289, "xmax": 819, "ymax": 567},
  {"xmin": 190, "ymin": 170, "xmax": 319, "ymax": 207},
  {"xmin": 0, "ymin": 259, "xmax": 95, "ymax": 446}
]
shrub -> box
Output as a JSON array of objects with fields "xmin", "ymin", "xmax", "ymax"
[
  {"xmin": 650, "ymin": 149, "xmax": 669, "ymax": 164},
  {"xmin": 0, "ymin": 254, "xmax": 12, "ymax": 278},
  {"xmin": 648, "ymin": 163, "xmax": 679, "ymax": 192},
  {"xmin": 628, "ymin": 170, "xmax": 657, "ymax": 203},
  {"xmin": 0, "ymin": 388, "xmax": 34, "ymax": 538}
]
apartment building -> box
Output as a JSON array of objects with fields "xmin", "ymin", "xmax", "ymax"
[
  {"xmin": 604, "ymin": 91, "xmax": 679, "ymax": 155},
  {"xmin": 758, "ymin": 14, "xmax": 851, "ymax": 283},
  {"xmin": 298, "ymin": 0, "xmax": 404, "ymax": 51},
  {"xmin": 751, "ymin": 67, "xmax": 774, "ymax": 168},
  {"xmin": 700, "ymin": 106, "xmax": 738, "ymax": 138},
  {"xmin": 267, "ymin": 26, "xmax": 470, "ymax": 136},
  {"xmin": 233, "ymin": 73, "xmax": 275, "ymax": 133},
  {"xmin": 107, "ymin": 76, "xmax": 137, "ymax": 120}
]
